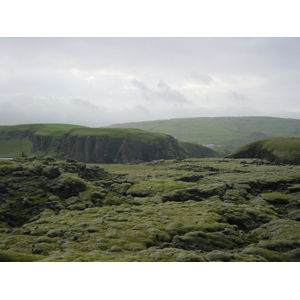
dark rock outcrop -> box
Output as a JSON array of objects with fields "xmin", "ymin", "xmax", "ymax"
[
  {"xmin": 29, "ymin": 133, "xmax": 53, "ymax": 153},
  {"xmin": 55, "ymin": 132, "xmax": 197, "ymax": 163},
  {"xmin": 0, "ymin": 124, "xmax": 220, "ymax": 163},
  {"xmin": 0, "ymin": 156, "xmax": 112, "ymax": 227}
]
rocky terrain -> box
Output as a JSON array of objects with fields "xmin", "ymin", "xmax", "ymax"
[{"xmin": 1, "ymin": 156, "xmax": 300, "ymax": 262}]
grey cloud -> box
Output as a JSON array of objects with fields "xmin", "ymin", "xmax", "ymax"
[
  {"xmin": 0, "ymin": 94, "xmax": 107, "ymax": 127},
  {"xmin": 135, "ymin": 105, "xmax": 150, "ymax": 114},
  {"xmin": 132, "ymin": 79, "xmax": 189, "ymax": 104},
  {"xmin": 156, "ymin": 81, "xmax": 189, "ymax": 104},
  {"xmin": 0, "ymin": 69, "xmax": 84, "ymax": 98},
  {"xmin": 131, "ymin": 79, "xmax": 152, "ymax": 101},
  {"xmin": 1, "ymin": 38, "xmax": 300, "ymax": 126},
  {"xmin": 227, "ymin": 90, "xmax": 247, "ymax": 103},
  {"xmin": 1, "ymin": 38, "xmax": 300, "ymax": 76},
  {"xmin": 272, "ymin": 109, "xmax": 300, "ymax": 120},
  {"xmin": 0, "ymin": 94, "xmax": 157, "ymax": 127},
  {"xmin": 190, "ymin": 72, "xmax": 213, "ymax": 84},
  {"xmin": 69, "ymin": 98, "xmax": 100, "ymax": 110},
  {"xmin": 131, "ymin": 79, "xmax": 148, "ymax": 91}
]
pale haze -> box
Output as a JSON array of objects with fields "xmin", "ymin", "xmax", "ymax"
[{"xmin": 1, "ymin": 37, "xmax": 300, "ymax": 127}]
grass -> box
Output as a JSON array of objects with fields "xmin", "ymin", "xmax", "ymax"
[
  {"xmin": 0, "ymin": 137, "xmax": 32, "ymax": 157},
  {"xmin": 0, "ymin": 123, "xmax": 86, "ymax": 136},
  {"xmin": 108, "ymin": 116, "xmax": 300, "ymax": 152},
  {"xmin": 68, "ymin": 127, "xmax": 169, "ymax": 141},
  {"xmin": 227, "ymin": 137, "xmax": 300, "ymax": 164},
  {"xmin": 261, "ymin": 137, "xmax": 300, "ymax": 153}
]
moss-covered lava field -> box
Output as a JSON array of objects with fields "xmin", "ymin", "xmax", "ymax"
[{"xmin": 1, "ymin": 156, "xmax": 300, "ymax": 262}]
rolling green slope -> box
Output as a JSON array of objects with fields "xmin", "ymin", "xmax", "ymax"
[
  {"xmin": 108, "ymin": 116, "xmax": 300, "ymax": 153},
  {"xmin": 227, "ymin": 137, "xmax": 300, "ymax": 164}
]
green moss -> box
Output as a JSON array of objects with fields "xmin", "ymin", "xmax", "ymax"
[
  {"xmin": 204, "ymin": 251, "xmax": 231, "ymax": 262},
  {"xmin": 1, "ymin": 157, "xmax": 300, "ymax": 261},
  {"xmin": 122, "ymin": 248, "xmax": 206, "ymax": 262},
  {"xmin": 241, "ymin": 247, "xmax": 288, "ymax": 262},
  {"xmin": 0, "ymin": 161, "xmax": 19, "ymax": 175},
  {"xmin": 223, "ymin": 189, "xmax": 247, "ymax": 203},
  {"xmin": 0, "ymin": 249, "xmax": 43, "ymax": 262},
  {"xmin": 260, "ymin": 192, "xmax": 294, "ymax": 204}
]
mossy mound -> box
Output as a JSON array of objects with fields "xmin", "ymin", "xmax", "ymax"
[
  {"xmin": 0, "ymin": 156, "xmax": 112, "ymax": 227},
  {"xmin": 1, "ymin": 157, "xmax": 300, "ymax": 261},
  {"xmin": 227, "ymin": 137, "xmax": 300, "ymax": 165}
]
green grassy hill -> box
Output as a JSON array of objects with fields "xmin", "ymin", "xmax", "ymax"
[
  {"xmin": 108, "ymin": 116, "xmax": 300, "ymax": 154},
  {"xmin": 226, "ymin": 137, "xmax": 300, "ymax": 164},
  {"xmin": 0, "ymin": 124, "xmax": 86, "ymax": 157},
  {"xmin": 0, "ymin": 124, "xmax": 219, "ymax": 162}
]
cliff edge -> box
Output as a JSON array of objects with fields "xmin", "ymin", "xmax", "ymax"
[{"xmin": 0, "ymin": 124, "xmax": 219, "ymax": 163}]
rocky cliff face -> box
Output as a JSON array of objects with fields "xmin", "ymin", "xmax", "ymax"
[
  {"xmin": 29, "ymin": 133, "xmax": 53, "ymax": 152},
  {"xmin": 56, "ymin": 134, "xmax": 123, "ymax": 163},
  {"xmin": 0, "ymin": 124, "xmax": 220, "ymax": 163},
  {"xmin": 55, "ymin": 132, "xmax": 186, "ymax": 163}
]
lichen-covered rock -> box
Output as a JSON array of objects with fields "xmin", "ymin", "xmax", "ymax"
[
  {"xmin": 43, "ymin": 173, "xmax": 87, "ymax": 198},
  {"xmin": 261, "ymin": 192, "xmax": 294, "ymax": 205},
  {"xmin": 241, "ymin": 247, "xmax": 287, "ymax": 262},
  {"xmin": 42, "ymin": 166, "xmax": 61, "ymax": 179},
  {"xmin": 204, "ymin": 251, "xmax": 230, "ymax": 262},
  {"xmin": 1, "ymin": 157, "xmax": 300, "ymax": 261},
  {"xmin": 0, "ymin": 250, "xmax": 43, "ymax": 262}
]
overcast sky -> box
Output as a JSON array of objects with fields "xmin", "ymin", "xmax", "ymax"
[{"xmin": 1, "ymin": 37, "xmax": 300, "ymax": 127}]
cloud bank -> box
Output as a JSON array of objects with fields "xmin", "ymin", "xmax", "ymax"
[{"xmin": 1, "ymin": 37, "xmax": 300, "ymax": 127}]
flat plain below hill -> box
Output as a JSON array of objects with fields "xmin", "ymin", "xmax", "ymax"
[{"xmin": 1, "ymin": 156, "xmax": 300, "ymax": 262}]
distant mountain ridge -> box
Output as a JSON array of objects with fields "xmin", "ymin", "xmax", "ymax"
[
  {"xmin": 108, "ymin": 116, "xmax": 300, "ymax": 154},
  {"xmin": 0, "ymin": 124, "xmax": 219, "ymax": 162}
]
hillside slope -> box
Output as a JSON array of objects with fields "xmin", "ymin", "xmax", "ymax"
[
  {"xmin": 0, "ymin": 124, "xmax": 219, "ymax": 163},
  {"xmin": 108, "ymin": 116, "xmax": 300, "ymax": 153},
  {"xmin": 226, "ymin": 137, "xmax": 300, "ymax": 164}
]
